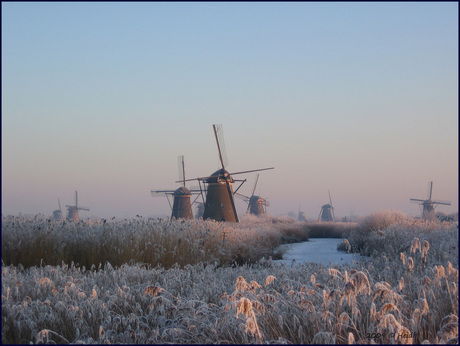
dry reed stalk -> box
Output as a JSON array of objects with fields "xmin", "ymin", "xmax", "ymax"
[
  {"xmin": 312, "ymin": 331, "xmax": 336, "ymax": 344},
  {"xmin": 349, "ymin": 271, "xmax": 371, "ymax": 295},
  {"xmin": 348, "ymin": 332, "xmax": 355, "ymax": 344},
  {"xmin": 400, "ymin": 252, "xmax": 406, "ymax": 266},
  {"xmin": 235, "ymin": 276, "xmax": 249, "ymax": 293},
  {"xmin": 407, "ymin": 257, "xmax": 415, "ymax": 271},
  {"xmin": 236, "ymin": 297, "xmax": 263, "ymax": 343},
  {"xmin": 395, "ymin": 325, "xmax": 413, "ymax": 344},
  {"xmin": 381, "ymin": 303, "xmax": 399, "ymax": 316},
  {"xmin": 421, "ymin": 240, "xmax": 430, "ymax": 259},
  {"xmin": 264, "ymin": 275, "xmax": 276, "ymax": 287},
  {"xmin": 410, "ymin": 238, "xmax": 421, "ymax": 255},
  {"xmin": 437, "ymin": 323, "xmax": 458, "ymax": 342},
  {"xmin": 249, "ymin": 280, "xmax": 262, "ymax": 292},
  {"xmin": 370, "ymin": 302, "xmax": 377, "ymax": 322},
  {"xmin": 144, "ymin": 286, "xmax": 164, "ymax": 297}
]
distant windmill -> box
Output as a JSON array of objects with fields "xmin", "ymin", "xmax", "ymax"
[
  {"xmin": 52, "ymin": 198, "xmax": 64, "ymax": 220},
  {"xmin": 66, "ymin": 191, "xmax": 90, "ymax": 221},
  {"xmin": 410, "ymin": 181, "xmax": 451, "ymax": 220},
  {"xmin": 318, "ymin": 190, "xmax": 335, "ymax": 222},
  {"xmin": 182, "ymin": 124, "xmax": 274, "ymax": 222},
  {"xmin": 151, "ymin": 155, "xmax": 201, "ymax": 220},
  {"xmin": 298, "ymin": 205, "xmax": 307, "ymax": 222},
  {"xmin": 195, "ymin": 202, "xmax": 205, "ymax": 219},
  {"xmin": 236, "ymin": 174, "xmax": 270, "ymax": 215}
]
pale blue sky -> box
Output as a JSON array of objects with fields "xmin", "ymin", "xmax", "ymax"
[{"xmin": 2, "ymin": 2, "xmax": 458, "ymax": 219}]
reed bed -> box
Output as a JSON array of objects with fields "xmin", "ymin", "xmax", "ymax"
[
  {"xmin": 1, "ymin": 215, "xmax": 304, "ymax": 269},
  {"xmin": 1, "ymin": 212, "xmax": 458, "ymax": 344}
]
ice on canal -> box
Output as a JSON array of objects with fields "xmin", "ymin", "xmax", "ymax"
[{"xmin": 274, "ymin": 238, "xmax": 362, "ymax": 266}]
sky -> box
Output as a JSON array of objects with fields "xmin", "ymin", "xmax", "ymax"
[{"xmin": 2, "ymin": 2, "xmax": 458, "ymax": 220}]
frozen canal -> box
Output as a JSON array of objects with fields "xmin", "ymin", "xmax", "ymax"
[{"xmin": 274, "ymin": 238, "xmax": 362, "ymax": 266}]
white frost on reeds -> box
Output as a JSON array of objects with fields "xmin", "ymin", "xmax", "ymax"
[{"xmin": 1, "ymin": 214, "xmax": 458, "ymax": 344}]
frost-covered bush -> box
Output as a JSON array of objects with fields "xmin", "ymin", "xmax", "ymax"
[
  {"xmin": 346, "ymin": 209, "xmax": 408, "ymax": 254},
  {"xmin": 345, "ymin": 210, "xmax": 458, "ymax": 263},
  {"xmin": 360, "ymin": 209, "xmax": 408, "ymax": 232}
]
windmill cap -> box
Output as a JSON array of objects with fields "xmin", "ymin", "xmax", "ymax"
[
  {"xmin": 205, "ymin": 169, "xmax": 233, "ymax": 183},
  {"xmin": 174, "ymin": 186, "xmax": 192, "ymax": 196},
  {"xmin": 249, "ymin": 195, "xmax": 264, "ymax": 203}
]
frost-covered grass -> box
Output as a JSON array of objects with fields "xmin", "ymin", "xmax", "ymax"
[
  {"xmin": 1, "ymin": 215, "xmax": 308, "ymax": 269},
  {"xmin": 2, "ymin": 213, "xmax": 458, "ymax": 344}
]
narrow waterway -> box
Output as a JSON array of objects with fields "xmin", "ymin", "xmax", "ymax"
[{"xmin": 274, "ymin": 238, "xmax": 362, "ymax": 266}]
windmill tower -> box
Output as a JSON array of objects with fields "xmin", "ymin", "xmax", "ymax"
[
  {"xmin": 183, "ymin": 124, "xmax": 274, "ymax": 222},
  {"xmin": 410, "ymin": 181, "xmax": 451, "ymax": 220},
  {"xmin": 52, "ymin": 198, "xmax": 64, "ymax": 220},
  {"xmin": 298, "ymin": 207, "xmax": 307, "ymax": 222},
  {"xmin": 66, "ymin": 191, "xmax": 90, "ymax": 221},
  {"xmin": 318, "ymin": 191, "xmax": 335, "ymax": 222},
  {"xmin": 236, "ymin": 174, "xmax": 270, "ymax": 215},
  {"xmin": 151, "ymin": 155, "xmax": 201, "ymax": 220}
]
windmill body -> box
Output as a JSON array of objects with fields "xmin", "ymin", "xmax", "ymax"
[
  {"xmin": 318, "ymin": 191, "xmax": 335, "ymax": 222},
  {"xmin": 171, "ymin": 186, "xmax": 194, "ymax": 219},
  {"xmin": 151, "ymin": 156, "xmax": 198, "ymax": 220},
  {"xmin": 65, "ymin": 191, "xmax": 90, "ymax": 221},
  {"xmin": 410, "ymin": 181, "xmax": 451, "ymax": 220},
  {"xmin": 298, "ymin": 211, "xmax": 307, "ymax": 222},
  {"xmin": 53, "ymin": 209, "xmax": 64, "ymax": 220},
  {"xmin": 52, "ymin": 198, "xmax": 64, "ymax": 220},
  {"xmin": 319, "ymin": 204, "xmax": 334, "ymax": 222},
  {"xmin": 202, "ymin": 169, "xmax": 237, "ymax": 222},
  {"xmin": 248, "ymin": 195, "xmax": 267, "ymax": 215},
  {"xmin": 237, "ymin": 174, "xmax": 269, "ymax": 216}
]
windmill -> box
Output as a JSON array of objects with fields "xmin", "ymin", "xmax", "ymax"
[
  {"xmin": 195, "ymin": 202, "xmax": 205, "ymax": 219},
  {"xmin": 410, "ymin": 181, "xmax": 451, "ymax": 220},
  {"xmin": 298, "ymin": 204, "xmax": 307, "ymax": 222},
  {"xmin": 236, "ymin": 174, "xmax": 270, "ymax": 215},
  {"xmin": 318, "ymin": 190, "xmax": 335, "ymax": 222},
  {"xmin": 182, "ymin": 124, "xmax": 274, "ymax": 222},
  {"xmin": 52, "ymin": 198, "xmax": 64, "ymax": 220},
  {"xmin": 66, "ymin": 191, "xmax": 90, "ymax": 221},
  {"xmin": 151, "ymin": 155, "xmax": 201, "ymax": 220}
]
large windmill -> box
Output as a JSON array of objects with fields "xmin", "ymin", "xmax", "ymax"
[
  {"xmin": 52, "ymin": 198, "xmax": 64, "ymax": 220},
  {"xmin": 236, "ymin": 174, "xmax": 270, "ymax": 215},
  {"xmin": 410, "ymin": 181, "xmax": 451, "ymax": 220},
  {"xmin": 66, "ymin": 191, "xmax": 90, "ymax": 221},
  {"xmin": 318, "ymin": 190, "xmax": 335, "ymax": 222},
  {"xmin": 182, "ymin": 124, "xmax": 274, "ymax": 222},
  {"xmin": 151, "ymin": 155, "xmax": 201, "ymax": 220}
]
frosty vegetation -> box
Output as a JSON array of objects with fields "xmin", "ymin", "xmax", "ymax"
[{"xmin": 2, "ymin": 210, "xmax": 458, "ymax": 344}]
